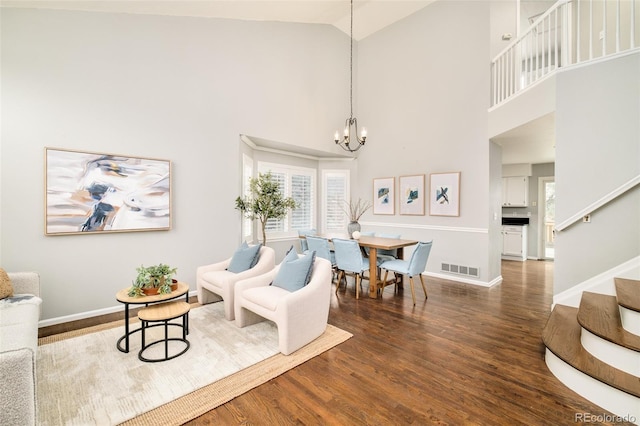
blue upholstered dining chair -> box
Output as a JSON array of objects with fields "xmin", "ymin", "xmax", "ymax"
[
  {"xmin": 376, "ymin": 233, "xmax": 401, "ymax": 263},
  {"xmin": 297, "ymin": 229, "xmax": 317, "ymax": 252},
  {"xmin": 379, "ymin": 241, "xmax": 433, "ymax": 305},
  {"xmin": 306, "ymin": 235, "xmax": 337, "ymax": 269},
  {"xmin": 332, "ymin": 238, "xmax": 370, "ymax": 299}
]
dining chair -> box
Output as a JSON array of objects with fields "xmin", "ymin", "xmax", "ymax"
[
  {"xmin": 305, "ymin": 236, "xmax": 336, "ymax": 266},
  {"xmin": 297, "ymin": 229, "xmax": 317, "ymax": 252},
  {"xmin": 306, "ymin": 236, "xmax": 337, "ymax": 281},
  {"xmin": 376, "ymin": 233, "xmax": 401, "ymax": 263},
  {"xmin": 332, "ymin": 238, "xmax": 370, "ymax": 299},
  {"xmin": 379, "ymin": 241, "xmax": 433, "ymax": 305}
]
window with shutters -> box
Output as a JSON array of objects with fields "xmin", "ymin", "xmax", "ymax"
[
  {"xmin": 241, "ymin": 154, "xmax": 253, "ymax": 240},
  {"xmin": 258, "ymin": 162, "xmax": 315, "ymax": 239},
  {"xmin": 322, "ymin": 170, "xmax": 350, "ymax": 232}
]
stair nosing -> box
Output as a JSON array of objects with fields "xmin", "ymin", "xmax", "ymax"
[
  {"xmin": 615, "ymin": 277, "xmax": 640, "ymax": 312},
  {"xmin": 577, "ymin": 291, "xmax": 640, "ymax": 352},
  {"xmin": 543, "ymin": 304, "xmax": 640, "ymax": 398}
]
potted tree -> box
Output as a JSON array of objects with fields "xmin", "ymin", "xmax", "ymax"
[
  {"xmin": 128, "ymin": 263, "xmax": 178, "ymax": 297},
  {"xmin": 235, "ymin": 172, "xmax": 297, "ymax": 245}
]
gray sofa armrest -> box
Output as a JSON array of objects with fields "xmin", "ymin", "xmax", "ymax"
[
  {"xmin": 0, "ymin": 348, "xmax": 37, "ymax": 426},
  {"xmin": 8, "ymin": 272, "xmax": 40, "ymax": 297}
]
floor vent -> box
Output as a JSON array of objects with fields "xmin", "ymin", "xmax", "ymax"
[{"xmin": 441, "ymin": 263, "xmax": 480, "ymax": 278}]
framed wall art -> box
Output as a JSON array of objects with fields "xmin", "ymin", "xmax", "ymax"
[
  {"xmin": 429, "ymin": 172, "xmax": 460, "ymax": 217},
  {"xmin": 45, "ymin": 147, "xmax": 172, "ymax": 235},
  {"xmin": 373, "ymin": 177, "xmax": 395, "ymax": 215},
  {"xmin": 399, "ymin": 174, "xmax": 425, "ymax": 215}
]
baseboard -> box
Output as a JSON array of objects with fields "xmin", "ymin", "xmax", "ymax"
[
  {"xmin": 39, "ymin": 290, "xmax": 198, "ymax": 328},
  {"xmin": 553, "ymin": 256, "xmax": 640, "ymax": 308},
  {"xmin": 424, "ymin": 272, "xmax": 502, "ymax": 288}
]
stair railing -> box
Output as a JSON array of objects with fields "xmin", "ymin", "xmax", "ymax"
[
  {"xmin": 555, "ymin": 174, "xmax": 640, "ymax": 232},
  {"xmin": 491, "ymin": 0, "xmax": 639, "ymax": 108}
]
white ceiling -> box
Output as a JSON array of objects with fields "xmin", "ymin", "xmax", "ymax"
[
  {"xmin": 0, "ymin": 0, "xmax": 436, "ymax": 40},
  {"xmin": 2, "ymin": 0, "xmax": 555, "ymax": 165}
]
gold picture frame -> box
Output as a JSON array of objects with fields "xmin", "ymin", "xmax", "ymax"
[{"xmin": 45, "ymin": 147, "xmax": 172, "ymax": 235}]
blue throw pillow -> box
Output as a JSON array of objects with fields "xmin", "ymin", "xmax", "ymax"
[
  {"xmin": 272, "ymin": 249, "xmax": 316, "ymax": 292},
  {"xmin": 227, "ymin": 242, "xmax": 262, "ymax": 273}
]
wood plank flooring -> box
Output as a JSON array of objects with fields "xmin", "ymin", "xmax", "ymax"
[{"xmin": 41, "ymin": 260, "xmax": 632, "ymax": 425}]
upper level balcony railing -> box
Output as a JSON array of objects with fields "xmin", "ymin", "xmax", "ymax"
[{"xmin": 491, "ymin": 0, "xmax": 639, "ymax": 108}]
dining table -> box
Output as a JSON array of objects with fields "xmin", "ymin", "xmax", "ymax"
[{"xmin": 304, "ymin": 233, "xmax": 419, "ymax": 299}]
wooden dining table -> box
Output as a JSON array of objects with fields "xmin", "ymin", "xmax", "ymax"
[{"xmin": 304, "ymin": 233, "xmax": 419, "ymax": 299}]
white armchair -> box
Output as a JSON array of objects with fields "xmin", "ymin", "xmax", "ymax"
[
  {"xmin": 197, "ymin": 245, "xmax": 275, "ymax": 321},
  {"xmin": 234, "ymin": 257, "xmax": 332, "ymax": 355}
]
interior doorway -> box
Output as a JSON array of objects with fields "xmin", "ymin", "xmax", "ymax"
[{"xmin": 538, "ymin": 176, "xmax": 555, "ymax": 260}]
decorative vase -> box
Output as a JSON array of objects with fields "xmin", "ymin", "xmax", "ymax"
[{"xmin": 347, "ymin": 221, "xmax": 361, "ymax": 239}]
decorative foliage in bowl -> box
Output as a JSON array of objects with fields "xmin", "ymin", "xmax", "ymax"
[{"xmin": 128, "ymin": 263, "xmax": 178, "ymax": 297}]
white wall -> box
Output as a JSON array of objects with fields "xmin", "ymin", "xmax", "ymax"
[
  {"xmin": 354, "ymin": 1, "xmax": 499, "ymax": 285},
  {"xmin": 555, "ymin": 52, "xmax": 640, "ymax": 293},
  {"xmin": 1, "ymin": 8, "xmax": 350, "ymax": 320}
]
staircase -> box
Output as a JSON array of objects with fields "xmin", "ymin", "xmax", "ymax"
[{"xmin": 543, "ymin": 278, "xmax": 640, "ymax": 423}]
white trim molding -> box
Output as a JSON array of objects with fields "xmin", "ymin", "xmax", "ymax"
[{"xmin": 359, "ymin": 221, "xmax": 488, "ymax": 234}]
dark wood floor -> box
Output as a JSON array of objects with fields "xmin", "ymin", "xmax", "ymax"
[{"xmin": 42, "ymin": 260, "xmax": 628, "ymax": 425}]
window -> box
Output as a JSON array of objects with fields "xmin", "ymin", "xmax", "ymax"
[
  {"xmin": 241, "ymin": 154, "xmax": 253, "ymax": 240},
  {"xmin": 322, "ymin": 170, "xmax": 350, "ymax": 232},
  {"xmin": 258, "ymin": 162, "xmax": 315, "ymax": 239}
]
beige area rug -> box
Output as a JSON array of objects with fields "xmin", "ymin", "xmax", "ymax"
[{"xmin": 37, "ymin": 302, "xmax": 352, "ymax": 426}]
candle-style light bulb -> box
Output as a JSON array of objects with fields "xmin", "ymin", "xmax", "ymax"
[
  {"xmin": 361, "ymin": 127, "xmax": 367, "ymax": 138},
  {"xmin": 334, "ymin": 131, "xmax": 340, "ymax": 142}
]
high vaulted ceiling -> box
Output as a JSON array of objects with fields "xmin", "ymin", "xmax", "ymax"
[
  {"xmin": 0, "ymin": 0, "xmax": 436, "ymax": 40},
  {"xmin": 1, "ymin": 0, "xmax": 557, "ymax": 165}
]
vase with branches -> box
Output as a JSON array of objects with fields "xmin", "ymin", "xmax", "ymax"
[
  {"xmin": 343, "ymin": 198, "xmax": 372, "ymax": 238},
  {"xmin": 235, "ymin": 172, "xmax": 297, "ymax": 245}
]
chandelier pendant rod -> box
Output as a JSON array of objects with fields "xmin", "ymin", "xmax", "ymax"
[{"xmin": 334, "ymin": 0, "xmax": 367, "ymax": 153}]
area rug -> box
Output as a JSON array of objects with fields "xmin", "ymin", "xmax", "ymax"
[{"xmin": 37, "ymin": 302, "xmax": 352, "ymax": 426}]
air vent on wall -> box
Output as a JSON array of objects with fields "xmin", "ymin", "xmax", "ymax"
[{"xmin": 441, "ymin": 262, "xmax": 480, "ymax": 278}]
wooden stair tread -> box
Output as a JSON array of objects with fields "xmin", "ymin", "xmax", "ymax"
[
  {"xmin": 578, "ymin": 292, "xmax": 640, "ymax": 351},
  {"xmin": 542, "ymin": 305, "xmax": 640, "ymax": 398},
  {"xmin": 615, "ymin": 278, "xmax": 640, "ymax": 312}
]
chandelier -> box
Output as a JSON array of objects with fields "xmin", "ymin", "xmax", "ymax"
[{"xmin": 334, "ymin": 0, "xmax": 367, "ymax": 153}]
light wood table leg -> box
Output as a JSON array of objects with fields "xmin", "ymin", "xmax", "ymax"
[{"xmin": 369, "ymin": 247, "xmax": 378, "ymax": 298}]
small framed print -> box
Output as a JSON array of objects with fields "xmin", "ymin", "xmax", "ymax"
[
  {"xmin": 373, "ymin": 177, "xmax": 395, "ymax": 215},
  {"xmin": 429, "ymin": 172, "xmax": 460, "ymax": 217},
  {"xmin": 399, "ymin": 174, "xmax": 425, "ymax": 215}
]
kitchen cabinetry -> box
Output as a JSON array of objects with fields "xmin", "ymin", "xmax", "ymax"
[
  {"xmin": 502, "ymin": 225, "xmax": 528, "ymax": 261},
  {"xmin": 502, "ymin": 176, "xmax": 529, "ymax": 207}
]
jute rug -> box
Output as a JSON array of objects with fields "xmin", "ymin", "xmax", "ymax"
[{"xmin": 37, "ymin": 302, "xmax": 352, "ymax": 426}]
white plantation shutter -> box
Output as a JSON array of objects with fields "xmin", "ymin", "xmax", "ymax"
[
  {"xmin": 291, "ymin": 173, "xmax": 313, "ymax": 230},
  {"xmin": 264, "ymin": 171, "xmax": 286, "ymax": 233},
  {"xmin": 323, "ymin": 170, "xmax": 349, "ymax": 232},
  {"xmin": 258, "ymin": 162, "xmax": 315, "ymax": 238},
  {"xmin": 242, "ymin": 154, "xmax": 253, "ymax": 239}
]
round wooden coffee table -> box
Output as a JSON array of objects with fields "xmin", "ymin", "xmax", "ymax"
[
  {"xmin": 115, "ymin": 282, "xmax": 189, "ymax": 353},
  {"xmin": 137, "ymin": 301, "xmax": 191, "ymax": 362}
]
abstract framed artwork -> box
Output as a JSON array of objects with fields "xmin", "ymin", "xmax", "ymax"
[
  {"xmin": 429, "ymin": 172, "xmax": 460, "ymax": 217},
  {"xmin": 399, "ymin": 174, "xmax": 425, "ymax": 215},
  {"xmin": 45, "ymin": 147, "xmax": 172, "ymax": 235},
  {"xmin": 373, "ymin": 177, "xmax": 395, "ymax": 215}
]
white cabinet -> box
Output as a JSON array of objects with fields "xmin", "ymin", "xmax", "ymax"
[
  {"xmin": 502, "ymin": 176, "xmax": 529, "ymax": 207},
  {"xmin": 502, "ymin": 225, "xmax": 528, "ymax": 261}
]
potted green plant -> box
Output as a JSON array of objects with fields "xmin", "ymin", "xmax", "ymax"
[
  {"xmin": 235, "ymin": 172, "xmax": 297, "ymax": 245},
  {"xmin": 128, "ymin": 263, "xmax": 178, "ymax": 297}
]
